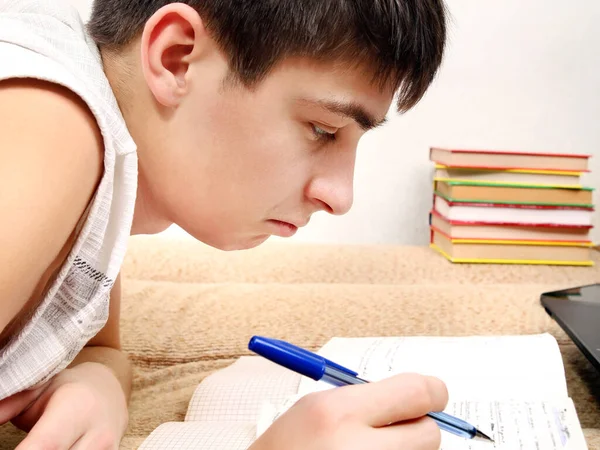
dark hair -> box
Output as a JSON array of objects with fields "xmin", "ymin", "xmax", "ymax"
[{"xmin": 88, "ymin": 0, "xmax": 447, "ymax": 112}]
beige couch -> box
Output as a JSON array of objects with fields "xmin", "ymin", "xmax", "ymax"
[{"xmin": 1, "ymin": 236, "xmax": 599, "ymax": 449}]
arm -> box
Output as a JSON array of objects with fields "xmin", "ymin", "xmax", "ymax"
[
  {"xmin": 11, "ymin": 283, "xmax": 132, "ymax": 448},
  {"xmin": 0, "ymin": 78, "xmax": 103, "ymax": 336},
  {"xmin": 69, "ymin": 275, "xmax": 133, "ymax": 402},
  {"xmin": 0, "ymin": 78, "xmax": 131, "ymax": 447}
]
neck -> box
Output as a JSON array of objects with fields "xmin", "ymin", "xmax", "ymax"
[
  {"xmin": 101, "ymin": 46, "xmax": 173, "ymax": 236},
  {"xmin": 130, "ymin": 172, "xmax": 173, "ymax": 235}
]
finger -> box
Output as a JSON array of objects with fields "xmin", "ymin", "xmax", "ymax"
[
  {"xmin": 0, "ymin": 383, "xmax": 49, "ymax": 425},
  {"xmin": 15, "ymin": 386, "xmax": 86, "ymax": 450},
  {"xmin": 71, "ymin": 431, "xmax": 118, "ymax": 450},
  {"xmin": 11, "ymin": 385, "xmax": 55, "ymax": 432},
  {"xmin": 332, "ymin": 373, "xmax": 448, "ymax": 427},
  {"xmin": 372, "ymin": 416, "xmax": 442, "ymax": 450}
]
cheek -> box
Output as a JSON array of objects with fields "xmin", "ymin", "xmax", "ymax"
[
  {"xmin": 210, "ymin": 112, "xmax": 312, "ymax": 186},
  {"xmin": 179, "ymin": 91, "xmax": 314, "ymax": 209},
  {"xmin": 230, "ymin": 132, "xmax": 312, "ymax": 201}
]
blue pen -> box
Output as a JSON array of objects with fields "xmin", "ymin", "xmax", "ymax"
[{"xmin": 248, "ymin": 336, "xmax": 494, "ymax": 443}]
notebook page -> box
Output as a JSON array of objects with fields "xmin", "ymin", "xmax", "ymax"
[
  {"xmin": 255, "ymin": 397, "xmax": 588, "ymax": 450},
  {"xmin": 138, "ymin": 422, "xmax": 255, "ymax": 450},
  {"xmin": 440, "ymin": 398, "xmax": 588, "ymax": 450},
  {"xmin": 297, "ymin": 334, "xmax": 567, "ymax": 401},
  {"xmin": 185, "ymin": 356, "xmax": 300, "ymax": 423}
]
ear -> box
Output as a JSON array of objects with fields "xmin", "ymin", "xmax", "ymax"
[{"xmin": 140, "ymin": 3, "xmax": 207, "ymax": 108}]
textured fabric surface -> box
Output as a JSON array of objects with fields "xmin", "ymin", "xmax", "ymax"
[
  {"xmin": 0, "ymin": 0, "xmax": 138, "ymax": 399},
  {"xmin": 2, "ymin": 236, "xmax": 599, "ymax": 449}
]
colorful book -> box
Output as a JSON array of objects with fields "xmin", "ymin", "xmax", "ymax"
[
  {"xmin": 434, "ymin": 180, "xmax": 594, "ymax": 207},
  {"xmin": 430, "ymin": 228, "xmax": 594, "ymax": 266},
  {"xmin": 433, "ymin": 165, "xmax": 583, "ymax": 188},
  {"xmin": 429, "ymin": 147, "xmax": 590, "ymax": 172},
  {"xmin": 429, "ymin": 209, "xmax": 592, "ymax": 243},
  {"xmin": 433, "ymin": 195, "xmax": 594, "ymax": 227}
]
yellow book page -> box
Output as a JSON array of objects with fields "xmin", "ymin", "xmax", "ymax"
[{"xmin": 430, "ymin": 243, "xmax": 595, "ymax": 266}]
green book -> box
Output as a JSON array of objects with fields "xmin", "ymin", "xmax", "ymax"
[
  {"xmin": 434, "ymin": 190, "xmax": 594, "ymax": 209},
  {"xmin": 440, "ymin": 180, "xmax": 594, "ymax": 191}
]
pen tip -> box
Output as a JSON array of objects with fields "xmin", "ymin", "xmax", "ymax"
[{"xmin": 475, "ymin": 429, "xmax": 494, "ymax": 443}]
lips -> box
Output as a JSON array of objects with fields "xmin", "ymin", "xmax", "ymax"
[{"xmin": 268, "ymin": 220, "xmax": 300, "ymax": 237}]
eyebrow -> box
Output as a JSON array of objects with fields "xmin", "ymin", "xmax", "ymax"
[{"xmin": 297, "ymin": 97, "xmax": 387, "ymax": 131}]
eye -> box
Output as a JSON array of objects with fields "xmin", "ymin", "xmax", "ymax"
[{"xmin": 311, "ymin": 123, "xmax": 337, "ymax": 142}]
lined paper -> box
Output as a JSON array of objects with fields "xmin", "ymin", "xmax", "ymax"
[
  {"xmin": 297, "ymin": 334, "xmax": 568, "ymax": 401},
  {"xmin": 441, "ymin": 399, "xmax": 588, "ymax": 449},
  {"xmin": 259, "ymin": 334, "xmax": 587, "ymax": 449},
  {"xmin": 256, "ymin": 398, "xmax": 588, "ymax": 449}
]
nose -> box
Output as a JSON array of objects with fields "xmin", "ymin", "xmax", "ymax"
[{"xmin": 305, "ymin": 147, "xmax": 356, "ymax": 216}]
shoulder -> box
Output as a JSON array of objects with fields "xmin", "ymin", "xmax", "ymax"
[
  {"xmin": 0, "ymin": 78, "xmax": 103, "ymax": 180},
  {"xmin": 0, "ymin": 78, "xmax": 103, "ymax": 334}
]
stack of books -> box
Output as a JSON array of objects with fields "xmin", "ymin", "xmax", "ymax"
[{"xmin": 428, "ymin": 147, "xmax": 595, "ymax": 266}]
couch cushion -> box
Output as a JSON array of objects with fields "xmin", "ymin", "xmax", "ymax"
[{"xmin": 1, "ymin": 239, "xmax": 599, "ymax": 449}]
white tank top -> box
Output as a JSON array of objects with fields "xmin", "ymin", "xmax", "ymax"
[{"xmin": 0, "ymin": 0, "xmax": 138, "ymax": 399}]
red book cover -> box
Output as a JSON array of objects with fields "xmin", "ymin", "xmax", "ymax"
[
  {"xmin": 438, "ymin": 148, "xmax": 590, "ymax": 158},
  {"xmin": 429, "ymin": 209, "xmax": 593, "ymax": 229},
  {"xmin": 434, "ymin": 164, "xmax": 588, "ymax": 173},
  {"xmin": 429, "ymin": 147, "xmax": 591, "ymax": 172},
  {"xmin": 430, "ymin": 225, "xmax": 592, "ymax": 244},
  {"xmin": 441, "ymin": 198, "xmax": 594, "ymax": 212}
]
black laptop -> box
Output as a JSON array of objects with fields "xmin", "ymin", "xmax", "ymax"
[{"xmin": 541, "ymin": 283, "xmax": 600, "ymax": 371}]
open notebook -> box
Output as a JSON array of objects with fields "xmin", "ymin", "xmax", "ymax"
[{"xmin": 138, "ymin": 333, "xmax": 588, "ymax": 450}]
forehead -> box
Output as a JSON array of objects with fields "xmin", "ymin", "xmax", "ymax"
[{"xmin": 256, "ymin": 57, "xmax": 395, "ymax": 120}]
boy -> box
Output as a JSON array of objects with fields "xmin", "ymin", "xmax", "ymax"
[{"xmin": 0, "ymin": 0, "xmax": 448, "ymax": 448}]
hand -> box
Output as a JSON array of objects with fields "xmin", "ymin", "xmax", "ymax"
[
  {"xmin": 250, "ymin": 373, "xmax": 448, "ymax": 450},
  {"xmin": 0, "ymin": 362, "xmax": 128, "ymax": 449}
]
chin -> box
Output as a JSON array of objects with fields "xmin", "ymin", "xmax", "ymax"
[{"xmin": 198, "ymin": 233, "xmax": 271, "ymax": 252}]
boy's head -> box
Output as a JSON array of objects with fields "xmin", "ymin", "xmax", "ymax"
[{"xmin": 89, "ymin": 0, "xmax": 447, "ymax": 250}]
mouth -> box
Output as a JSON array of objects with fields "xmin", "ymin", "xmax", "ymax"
[{"xmin": 267, "ymin": 220, "xmax": 300, "ymax": 238}]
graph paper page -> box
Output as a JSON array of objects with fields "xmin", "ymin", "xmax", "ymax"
[
  {"xmin": 138, "ymin": 357, "xmax": 300, "ymax": 448},
  {"xmin": 138, "ymin": 422, "xmax": 256, "ymax": 450},
  {"xmin": 185, "ymin": 356, "xmax": 300, "ymax": 423}
]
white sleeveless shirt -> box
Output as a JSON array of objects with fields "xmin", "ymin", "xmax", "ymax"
[{"xmin": 0, "ymin": 0, "xmax": 138, "ymax": 399}]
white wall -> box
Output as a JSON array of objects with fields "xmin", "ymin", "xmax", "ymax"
[
  {"xmin": 69, "ymin": 0, "xmax": 91, "ymax": 20},
  {"xmin": 71, "ymin": 0, "xmax": 600, "ymax": 245}
]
